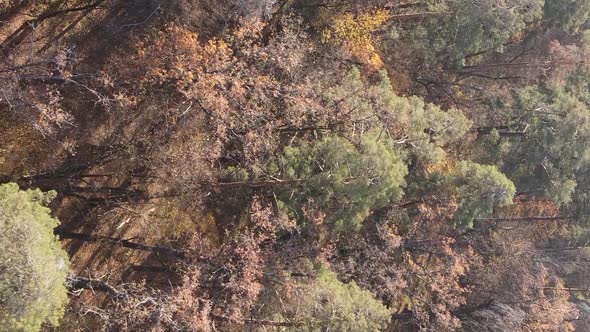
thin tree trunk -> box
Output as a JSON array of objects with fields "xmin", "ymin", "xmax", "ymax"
[
  {"xmin": 475, "ymin": 125, "xmax": 510, "ymax": 134},
  {"xmin": 67, "ymin": 276, "xmax": 127, "ymax": 299},
  {"xmin": 0, "ymin": 0, "xmax": 33, "ymax": 45},
  {"xmin": 394, "ymin": 196, "xmax": 453, "ymax": 208},
  {"xmin": 1, "ymin": 0, "xmax": 67, "ymax": 53},
  {"xmin": 464, "ymin": 49, "xmax": 489, "ymax": 60},
  {"xmin": 543, "ymin": 245, "xmax": 590, "ymax": 253},
  {"xmin": 211, "ymin": 314, "xmax": 303, "ymax": 327},
  {"xmin": 541, "ymin": 286, "xmax": 590, "ymax": 292},
  {"xmin": 131, "ymin": 265, "xmax": 177, "ymax": 273},
  {"xmin": 37, "ymin": 0, "xmax": 107, "ymax": 55},
  {"xmin": 54, "ymin": 229, "xmax": 185, "ymax": 258},
  {"xmin": 1, "ymin": 1, "xmax": 104, "ymax": 55},
  {"xmin": 388, "ymin": 12, "xmax": 452, "ymax": 22},
  {"xmin": 217, "ymin": 178, "xmax": 306, "ymax": 188},
  {"xmin": 217, "ymin": 176, "xmax": 363, "ymax": 188},
  {"xmin": 0, "ymin": 0, "xmax": 31, "ymax": 20},
  {"xmin": 474, "ymin": 216, "xmax": 571, "ymax": 222},
  {"xmin": 498, "ymin": 131, "xmax": 527, "ymax": 138},
  {"xmin": 462, "ymin": 60, "xmax": 586, "ymax": 71},
  {"xmin": 277, "ymin": 125, "xmax": 333, "ymax": 133}
]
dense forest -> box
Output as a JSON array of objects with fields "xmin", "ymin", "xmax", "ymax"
[{"xmin": 2, "ymin": 0, "xmax": 590, "ymax": 331}]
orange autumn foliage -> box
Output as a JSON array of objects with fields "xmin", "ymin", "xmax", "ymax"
[{"xmin": 322, "ymin": 9, "xmax": 390, "ymax": 68}]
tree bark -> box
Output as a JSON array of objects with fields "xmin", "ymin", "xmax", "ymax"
[
  {"xmin": 498, "ymin": 131, "xmax": 527, "ymax": 138},
  {"xmin": 475, "ymin": 125, "xmax": 510, "ymax": 134},
  {"xmin": 461, "ymin": 60, "xmax": 586, "ymax": 71},
  {"xmin": 67, "ymin": 276, "xmax": 127, "ymax": 299},
  {"xmin": 474, "ymin": 216, "xmax": 571, "ymax": 222},
  {"xmin": 211, "ymin": 314, "xmax": 302, "ymax": 327},
  {"xmin": 543, "ymin": 245, "xmax": 590, "ymax": 253},
  {"xmin": 217, "ymin": 178, "xmax": 306, "ymax": 188},
  {"xmin": 131, "ymin": 265, "xmax": 177, "ymax": 273},
  {"xmin": 54, "ymin": 229, "xmax": 185, "ymax": 258},
  {"xmin": 541, "ymin": 286, "xmax": 590, "ymax": 292},
  {"xmin": 217, "ymin": 176, "xmax": 362, "ymax": 188},
  {"xmin": 388, "ymin": 12, "xmax": 452, "ymax": 22}
]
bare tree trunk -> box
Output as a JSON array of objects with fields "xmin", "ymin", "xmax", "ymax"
[
  {"xmin": 498, "ymin": 131, "xmax": 527, "ymax": 138},
  {"xmin": 0, "ymin": 0, "xmax": 31, "ymax": 24},
  {"xmin": 211, "ymin": 314, "xmax": 303, "ymax": 327},
  {"xmin": 475, "ymin": 125, "xmax": 510, "ymax": 134},
  {"xmin": 217, "ymin": 178, "xmax": 306, "ymax": 188},
  {"xmin": 543, "ymin": 245, "xmax": 590, "ymax": 253},
  {"xmin": 217, "ymin": 176, "xmax": 361, "ymax": 188},
  {"xmin": 54, "ymin": 229, "xmax": 185, "ymax": 258},
  {"xmin": 461, "ymin": 60, "xmax": 586, "ymax": 71},
  {"xmin": 36, "ymin": 0, "xmax": 107, "ymax": 55},
  {"xmin": 542, "ymin": 286, "xmax": 590, "ymax": 292},
  {"xmin": 474, "ymin": 216, "xmax": 570, "ymax": 222},
  {"xmin": 131, "ymin": 265, "xmax": 177, "ymax": 273},
  {"xmin": 1, "ymin": 1, "xmax": 105, "ymax": 55},
  {"xmin": 67, "ymin": 276, "xmax": 127, "ymax": 299},
  {"xmin": 388, "ymin": 12, "xmax": 451, "ymax": 22}
]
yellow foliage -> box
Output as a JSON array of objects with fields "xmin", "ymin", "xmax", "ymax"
[
  {"xmin": 425, "ymin": 155, "xmax": 459, "ymax": 175},
  {"xmin": 322, "ymin": 9, "xmax": 390, "ymax": 68}
]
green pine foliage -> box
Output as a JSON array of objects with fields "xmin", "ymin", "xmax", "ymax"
[
  {"xmin": 0, "ymin": 183, "xmax": 69, "ymax": 332},
  {"xmin": 325, "ymin": 67, "xmax": 471, "ymax": 164},
  {"xmin": 277, "ymin": 133, "xmax": 408, "ymax": 234},
  {"xmin": 277, "ymin": 264, "xmax": 391, "ymax": 331},
  {"xmin": 370, "ymin": 70, "xmax": 472, "ymax": 163},
  {"xmin": 506, "ymin": 87, "xmax": 590, "ymax": 207},
  {"xmin": 227, "ymin": 67, "xmax": 471, "ymax": 235},
  {"xmin": 543, "ymin": 0, "xmax": 590, "ymax": 30},
  {"xmin": 387, "ymin": 0, "xmax": 543, "ymax": 68},
  {"xmin": 451, "ymin": 161, "xmax": 516, "ymax": 228},
  {"xmin": 449, "ymin": 0, "xmax": 543, "ymax": 61}
]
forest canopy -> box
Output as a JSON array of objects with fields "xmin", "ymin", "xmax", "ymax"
[{"xmin": 1, "ymin": 0, "xmax": 590, "ymax": 331}]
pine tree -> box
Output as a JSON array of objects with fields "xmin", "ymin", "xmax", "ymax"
[
  {"xmin": 506, "ymin": 87, "xmax": 590, "ymax": 208},
  {"xmin": 543, "ymin": 0, "xmax": 590, "ymax": 31},
  {"xmin": 451, "ymin": 161, "xmax": 516, "ymax": 228},
  {"xmin": 276, "ymin": 133, "xmax": 408, "ymax": 234},
  {"xmin": 273, "ymin": 264, "xmax": 391, "ymax": 331},
  {"xmin": 0, "ymin": 183, "xmax": 69, "ymax": 331}
]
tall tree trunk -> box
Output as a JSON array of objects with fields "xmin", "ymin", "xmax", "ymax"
[
  {"xmin": 67, "ymin": 276, "xmax": 127, "ymax": 299},
  {"xmin": 131, "ymin": 265, "xmax": 177, "ymax": 273},
  {"xmin": 54, "ymin": 229, "xmax": 185, "ymax": 258},
  {"xmin": 1, "ymin": 0, "xmax": 105, "ymax": 55},
  {"xmin": 475, "ymin": 125, "xmax": 510, "ymax": 134},
  {"xmin": 498, "ymin": 131, "xmax": 527, "ymax": 138},
  {"xmin": 461, "ymin": 60, "xmax": 586, "ymax": 71},
  {"xmin": 543, "ymin": 245, "xmax": 590, "ymax": 253},
  {"xmin": 474, "ymin": 216, "xmax": 570, "ymax": 222},
  {"xmin": 388, "ymin": 12, "xmax": 452, "ymax": 22},
  {"xmin": 211, "ymin": 314, "xmax": 303, "ymax": 327},
  {"xmin": 0, "ymin": 0, "xmax": 32, "ymax": 24},
  {"xmin": 217, "ymin": 178, "xmax": 306, "ymax": 188},
  {"xmin": 217, "ymin": 176, "xmax": 361, "ymax": 188},
  {"xmin": 541, "ymin": 286, "xmax": 590, "ymax": 292},
  {"xmin": 36, "ymin": 1, "xmax": 107, "ymax": 55}
]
